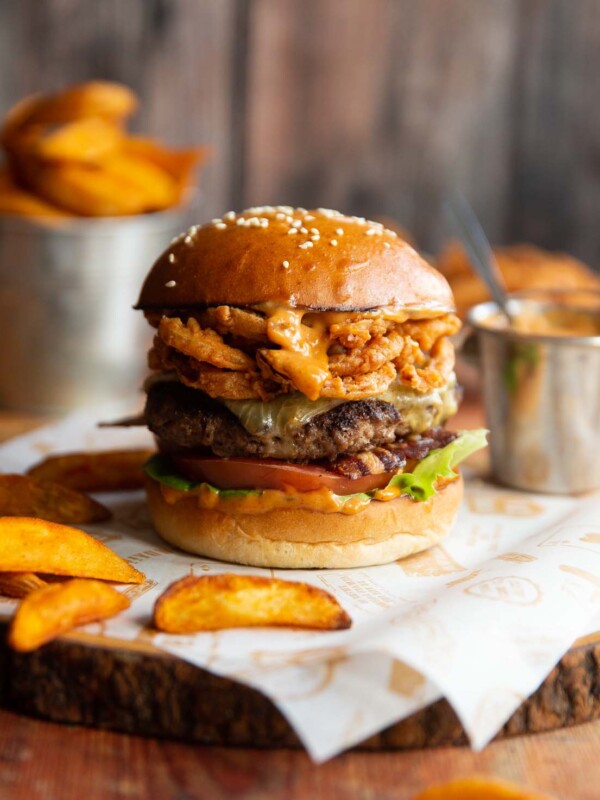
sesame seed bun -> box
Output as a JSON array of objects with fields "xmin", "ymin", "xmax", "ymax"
[
  {"xmin": 144, "ymin": 474, "xmax": 463, "ymax": 569},
  {"xmin": 136, "ymin": 207, "xmax": 454, "ymax": 313}
]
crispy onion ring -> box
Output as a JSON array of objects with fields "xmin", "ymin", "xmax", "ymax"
[
  {"xmin": 328, "ymin": 328, "xmax": 407, "ymax": 377},
  {"xmin": 158, "ymin": 317, "xmax": 254, "ymax": 371}
]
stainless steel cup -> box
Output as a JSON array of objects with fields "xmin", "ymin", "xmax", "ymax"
[
  {"xmin": 467, "ymin": 290, "xmax": 600, "ymax": 494},
  {"xmin": 0, "ymin": 210, "xmax": 188, "ymax": 412}
]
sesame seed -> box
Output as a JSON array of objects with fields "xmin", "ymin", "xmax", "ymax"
[
  {"xmin": 275, "ymin": 212, "xmax": 286, "ymax": 220},
  {"xmin": 298, "ymin": 241, "xmax": 313, "ymax": 249},
  {"xmin": 236, "ymin": 217, "xmax": 247, "ymax": 226},
  {"xmin": 224, "ymin": 211, "xmax": 236, "ymax": 221},
  {"xmin": 365, "ymin": 228, "xmax": 382, "ymax": 236},
  {"xmin": 211, "ymin": 218, "xmax": 221, "ymax": 224},
  {"xmin": 297, "ymin": 207, "xmax": 307, "ymax": 214},
  {"xmin": 304, "ymin": 214, "xmax": 315, "ymax": 221},
  {"xmin": 282, "ymin": 260, "xmax": 290, "ymax": 268},
  {"xmin": 215, "ymin": 222, "xmax": 227, "ymax": 230},
  {"xmin": 291, "ymin": 219, "xmax": 302, "ymax": 228},
  {"xmin": 311, "ymin": 234, "xmax": 320, "ymax": 241},
  {"xmin": 287, "ymin": 228, "xmax": 298, "ymax": 235},
  {"xmin": 168, "ymin": 253, "xmax": 176, "ymax": 263},
  {"xmin": 310, "ymin": 227, "xmax": 319, "ymax": 234},
  {"xmin": 165, "ymin": 280, "xmax": 177, "ymax": 287},
  {"xmin": 300, "ymin": 227, "xmax": 308, "ymax": 234},
  {"xmin": 330, "ymin": 239, "xmax": 338, "ymax": 246},
  {"xmin": 336, "ymin": 228, "xmax": 344, "ymax": 236},
  {"xmin": 384, "ymin": 228, "xmax": 398, "ymax": 237},
  {"xmin": 184, "ymin": 235, "xmax": 193, "ymax": 244}
]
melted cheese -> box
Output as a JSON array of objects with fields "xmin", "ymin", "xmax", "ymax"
[{"xmin": 224, "ymin": 376, "xmax": 458, "ymax": 437}]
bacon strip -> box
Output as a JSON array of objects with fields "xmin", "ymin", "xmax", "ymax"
[{"xmin": 327, "ymin": 429, "xmax": 458, "ymax": 479}]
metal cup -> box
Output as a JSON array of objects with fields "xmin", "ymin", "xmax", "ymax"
[
  {"xmin": 0, "ymin": 209, "xmax": 188, "ymax": 412},
  {"xmin": 467, "ymin": 289, "xmax": 600, "ymax": 494}
]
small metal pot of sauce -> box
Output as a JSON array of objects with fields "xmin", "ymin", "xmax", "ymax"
[{"xmin": 466, "ymin": 289, "xmax": 600, "ymax": 494}]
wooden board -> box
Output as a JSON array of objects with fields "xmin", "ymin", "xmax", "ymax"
[{"xmin": 1, "ymin": 621, "xmax": 599, "ymax": 749}]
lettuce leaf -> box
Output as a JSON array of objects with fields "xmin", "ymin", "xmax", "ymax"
[
  {"xmin": 387, "ymin": 428, "xmax": 488, "ymax": 500},
  {"xmin": 144, "ymin": 429, "xmax": 487, "ymax": 505}
]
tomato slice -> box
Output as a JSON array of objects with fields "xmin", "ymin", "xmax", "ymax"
[{"xmin": 170, "ymin": 455, "xmax": 394, "ymax": 495}]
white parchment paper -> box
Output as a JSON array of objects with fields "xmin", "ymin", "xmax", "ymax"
[{"xmin": 1, "ymin": 410, "xmax": 599, "ymax": 762}]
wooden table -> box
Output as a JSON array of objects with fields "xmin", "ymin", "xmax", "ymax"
[{"xmin": 0, "ymin": 403, "xmax": 598, "ymax": 800}]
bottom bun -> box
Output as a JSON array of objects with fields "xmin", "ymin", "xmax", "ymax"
[{"xmin": 145, "ymin": 475, "xmax": 464, "ymax": 569}]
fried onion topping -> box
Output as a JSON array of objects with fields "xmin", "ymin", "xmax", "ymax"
[{"xmin": 148, "ymin": 307, "xmax": 459, "ymax": 401}]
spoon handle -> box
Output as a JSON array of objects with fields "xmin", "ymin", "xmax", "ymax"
[{"xmin": 444, "ymin": 193, "xmax": 512, "ymax": 320}]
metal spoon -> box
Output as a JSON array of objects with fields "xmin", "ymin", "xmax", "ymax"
[{"xmin": 444, "ymin": 192, "xmax": 514, "ymax": 324}]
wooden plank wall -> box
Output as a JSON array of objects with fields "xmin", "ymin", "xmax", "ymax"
[{"xmin": 0, "ymin": 0, "xmax": 599, "ymax": 265}]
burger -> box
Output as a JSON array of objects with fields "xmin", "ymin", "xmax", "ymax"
[{"xmin": 135, "ymin": 207, "xmax": 486, "ymax": 569}]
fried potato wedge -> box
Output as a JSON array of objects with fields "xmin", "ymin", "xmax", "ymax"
[
  {"xmin": 415, "ymin": 775, "xmax": 553, "ymax": 800},
  {"xmin": 0, "ymin": 474, "xmax": 110, "ymax": 523},
  {"xmin": 0, "ymin": 475, "xmax": 111, "ymax": 524},
  {"xmin": 33, "ymin": 118, "xmax": 123, "ymax": 163},
  {"xmin": 122, "ymin": 136, "xmax": 207, "ymax": 187},
  {"xmin": 0, "ymin": 167, "xmax": 68, "ymax": 218},
  {"xmin": 0, "ymin": 181, "xmax": 69, "ymax": 218},
  {"xmin": 153, "ymin": 574, "xmax": 352, "ymax": 633},
  {"xmin": 2, "ymin": 82, "xmax": 136, "ymax": 141},
  {"xmin": 22, "ymin": 161, "xmax": 160, "ymax": 217},
  {"xmin": 0, "ymin": 517, "xmax": 144, "ymax": 584},
  {"xmin": 1, "ymin": 82, "xmax": 207, "ymax": 218},
  {"xmin": 27, "ymin": 449, "xmax": 155, "ymax": 493},
  {"xmin": 8, "ymin": 578, "xmax": 130, "ymax": 652},
  {"xmin": 0, "ymin": 571, "xmax": 47, "ymax": 598},
  {"xmin": 101, "ymin": 154, "xmax": 179, "ymax": 210}
]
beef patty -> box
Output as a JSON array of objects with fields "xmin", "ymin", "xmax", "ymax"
[{"xmin": 145, "ymin": 381, "xmax": 454, "ymax": 462}]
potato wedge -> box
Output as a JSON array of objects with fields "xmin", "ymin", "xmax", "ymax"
[
  {"xmin": 100, "ymin": 153, "xmax": 179, "ymax": 210},
  {"xmin": 0, "ymin": 167, "xmax": 68, "ymax": 218},
  {"xmin": 21, "ymin": 161, "xmax": 159, "ymax": 217},
  {"xmin": 0, "ymin": 181, "xmax": 69, "ymax": 218},
  {"xmin": 415, "ymin": 775, "xmax": 553, "ymax": 800},
  {"xmin": 27, "ymin": 449, "xmax": 155, "ymax": 493},
  {"xmin": 0, "ymin": 571, "xmax": 47, "ymax": 598},
  {"xmin": 122, "ymin": 136, "xmax": 207, "ymax": 186},
  {"xmin": 33, "ymin": 118, "xmax": 123, "ymax": 164},
  {"xmin": 0, "ymin": 474, "xmax": 110, "ymax": 523},
  {"xmin": 1, "ymin": 82, "xmax": 207, "ymax": 218},
  {"xmin": 2, "ymin": 82, "xmax": 136, "ymax": 137},
  {"xmin": 0, "ymin": 517, "xmax": 144, "ymax": 584},
  {"xmin": 8, "ymin": 578, "xmax": 130, "ymax": 652},
  {"xmin": 153, "ymin": 574, "xmax": 352, "ymax": 633}
]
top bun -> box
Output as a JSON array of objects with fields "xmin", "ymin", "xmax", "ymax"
[{"xmin": 136, "ymin": 207, "xmax": 454, "ymax": 313}]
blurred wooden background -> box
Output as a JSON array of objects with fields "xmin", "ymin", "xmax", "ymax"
[{"xmin": 1, "ymin": 0, "xmax": 599, "ymax": 264}]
